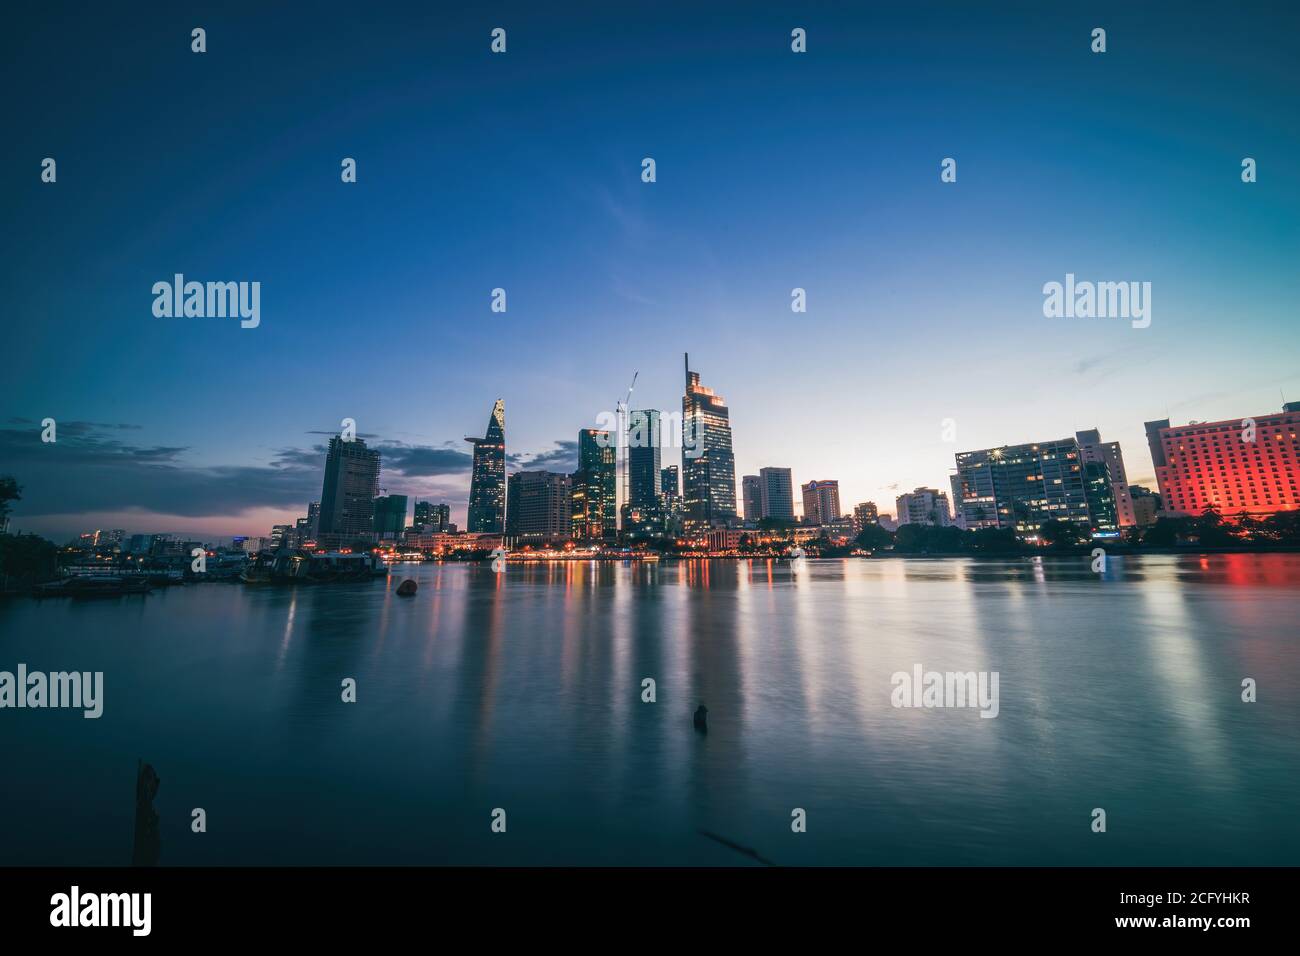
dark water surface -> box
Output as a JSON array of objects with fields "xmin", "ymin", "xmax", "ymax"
[{"xmin": 2, "ymin": 554, "xmax": 1298, "ymax": 866}]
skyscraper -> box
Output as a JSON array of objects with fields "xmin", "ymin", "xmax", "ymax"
[
  {"xmin": 627, "ymin": 409, "xmax": 662, "ymax": 509},
  {"xmin": 801, "ymin": 479, "xmax": 841, "ymax": 525},
  {"xmin": 416, "ymin": 501, "xmax": 451, "ymax": 532},
  {"xmin": 661, "ymin": 465, "xmax": 679, "ymax": 497},
  {"xmin": 506, "ymin": 471, "xmax": 572, "ymax": 544},
  {"xmin": 759, "ymin": 467, "xmax": 795, "ymax": 521},
  {"xmin": 853, "ymin": 501, "xmax": 879, "ymax": 529},
  {"xmin": 318, "ymin": 436, "xmax": 381, "ymax": 538},
  {"xmin": 741, "ymin": 475, "xmax": 762, "ymax": 522},
  {"xmin": 466, "ymin": 399, "xmax": 506, "ymax": 534},
  {"xmin": 572, "ymin": 428, "xmax": 616, "ymax": 542},
  {"xmin": 1144, "ymin": 404, "xmax": 1300, "ymax": 519},
  {"xmin": 1075, "ymin": 429, "xmax": 1136, "ymax": 527},
  {"xmin": 682, "ymin": 355, "xmax": 737, "ymax": 531}
]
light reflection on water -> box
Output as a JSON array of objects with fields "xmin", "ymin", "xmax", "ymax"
[{"xmin": 1, "ymin": 553, "xmax": 1297, "ymax": 865}]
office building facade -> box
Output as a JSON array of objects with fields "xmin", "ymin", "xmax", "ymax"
[
  {"xmin": 895, "ymin": 487, "xmax": 952, "ymax": 527},
  {"xmin": 318, "ymin": 436, "xmax": 381, "ymax": 537},
  {"xmin": 801, "ymin": 479, "xmax": 841, "ymax": 526},
  {"xmin": 742, "ymin": 475, "xmax": 762, "ymax": 522},
  {"xmin": 466, "ymin": 399, "xmax": 506, "ymax": 533},
  {"xmin": 759, "ymin": 467, "xmax": 795, "ymax": 521},
  {"xmin": 506, "ymin": 471, "xmax": 572, "ymax": 544},
  {"xmin": 682, "ymin": 355, "xmax": 737, "ymax": 530},
  {"xmin": 1144, "ymin": 404, "xmax": 1300, "ymax": 519}
]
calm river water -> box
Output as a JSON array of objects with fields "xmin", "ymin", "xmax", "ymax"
[{"xmin": 1, "ymin": 554, "xmax": 1297, "ymax": 866}]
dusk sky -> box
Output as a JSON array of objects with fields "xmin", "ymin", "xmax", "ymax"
[{"xmin": 4, "ymin": 1, "xmax": 1298, "ymax": 540}]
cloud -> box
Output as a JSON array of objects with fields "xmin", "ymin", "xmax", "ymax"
[
  {"xmin": 509, "ymin": 440, "xmax": 578, "ymax": 473},
  {"xmin": 0, "ymin": 423, "xmax": 581, "ymax": 536}
]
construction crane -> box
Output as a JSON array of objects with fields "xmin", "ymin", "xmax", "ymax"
[{"xmin": 616, "ymin": 372, "xmax": 639, "ymax": 527}]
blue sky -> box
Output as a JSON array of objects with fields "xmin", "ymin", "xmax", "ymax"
[{"xmin": 4, "ymin": 1, "xmax": 1299, "ymax": 539}]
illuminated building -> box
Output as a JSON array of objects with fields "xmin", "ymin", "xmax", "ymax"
[
  {"xmin": 951, "ymin": 438, "xmax": 1100, "ymax": 537},
  {"xmin": 661, "ymin": 465, "xmax": 679, "ymax": 497},
  {"xmin": 465, "ymin": 399, "xmax": 506, "ymax": 533},
  {"xmin": 682, "ymin": 355, "xmax": 737, "ymax": 530},
  {"xmin": 759, "ymin": 467, "xmax": 795, "ymax": 521},
  {"xmin": 572, "ymin": 428, "xmax": 616, "ymax": 542},
  {"xmin": 318, "ymin": 436, "xmax": 381, "ymax": 537},
  {"xmin": 853, "ymin": 501, "xmax": 879, "ymax": 530},
  {"xmin": 1143, "ymin": 404, "xmax": 1300, "ymax": 519},
  {"xmin": 801, "ymin": 479, "xmax": 841, "ymax": 525},
  {"xmin": 415, "ymin": 501, "xmax": 451, "ymax": 532},
  {"xmin": 506, "ymin": 471, "xmax": 572, "ymax": 545}
]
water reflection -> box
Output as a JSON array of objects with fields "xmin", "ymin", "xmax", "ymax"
[{"xmin": 1, "ymin": 554, "xmax": 1298, "ymax": 866}]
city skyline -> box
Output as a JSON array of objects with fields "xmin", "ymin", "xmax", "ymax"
[{"xmin": 7, "ymin": 378, "xmax": 1297, "ymax": 541}]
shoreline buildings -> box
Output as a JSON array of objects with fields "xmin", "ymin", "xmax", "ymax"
[
  {"xmin": 572, "ymin": 428, "xmax": 616, "ymax": 542},
  {"xmin": 466, "ymin": 399, "xmax": 506, "ymax": 534},
  {"xmin": 1076, "ymin": 429, "xmax": 1136, "ymax": 527},
  {"xmin": 950, "ymin": 437, "xmax": 1114, "ymax": 539},
  {"xmin": 895, "ymin": 487, "xmax": 953, "ymax": 527},
  {"xmin": 506, "ymin": 471, "xmax": 572, "ymax": 545},
  {"xmin": 1144, "ymin": 403, "xmax": 1300, "ymax": 519},
  {"xmin": 801, "ymin": 479, "xmax": 841, "ymax": 526},
  {"xmin": 759, "ymin": 467, "xmax": 795, "ymax": 522},
  {"xmin": 318, "ymin": 436, "xmax": 381, "ymax": 541},
  {"xmin": 682, "ymin": 355, "xmax": 737, "ymax": 531}
]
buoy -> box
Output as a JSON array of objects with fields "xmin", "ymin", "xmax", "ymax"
[
  {"xmin": 396, "ymin": 579, "xmax": 417, "ymax": 597},
  {"xmin": 693, "ymin": 704, "xmax": 708, "ymax": 733}
]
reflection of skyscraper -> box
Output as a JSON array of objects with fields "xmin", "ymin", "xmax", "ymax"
[
  {"xmin": 319, "ymin": 437, "xmax": 381, "ymax": 537},
  {"xmin": 572, "ymin": 428, "xmax": 616, "ymax": 542},
  {"xmin": 627, "ymin": 409, "xmax": 662, "ymax": 509},
  {"xmin": 682, "ymin": 354, "xmax": 737, "ymax": 531},
  {"xmin": 466, "ymin": 399, "xmax": 506, "ymax": 533}
]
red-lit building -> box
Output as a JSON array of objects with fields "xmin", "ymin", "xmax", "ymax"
[{"xmin": 1144, "ymin": 404, "xmax": 1300, "ymax": 519}]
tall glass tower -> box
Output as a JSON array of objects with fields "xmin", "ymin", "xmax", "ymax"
[
  {"xmin": 465, "ymin": 399, "xmax": 506, "ymax": 533},
  {"xmin": 627, "ymin": 409, "xmax": 662, "ymax": 510},
  {"xmin": 682, "ymin": 354, "xmax": 737, "ymax": 531},
  {"xmin": 571, "ymin": 428, "xmax": 616, "ymax": 542}
]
